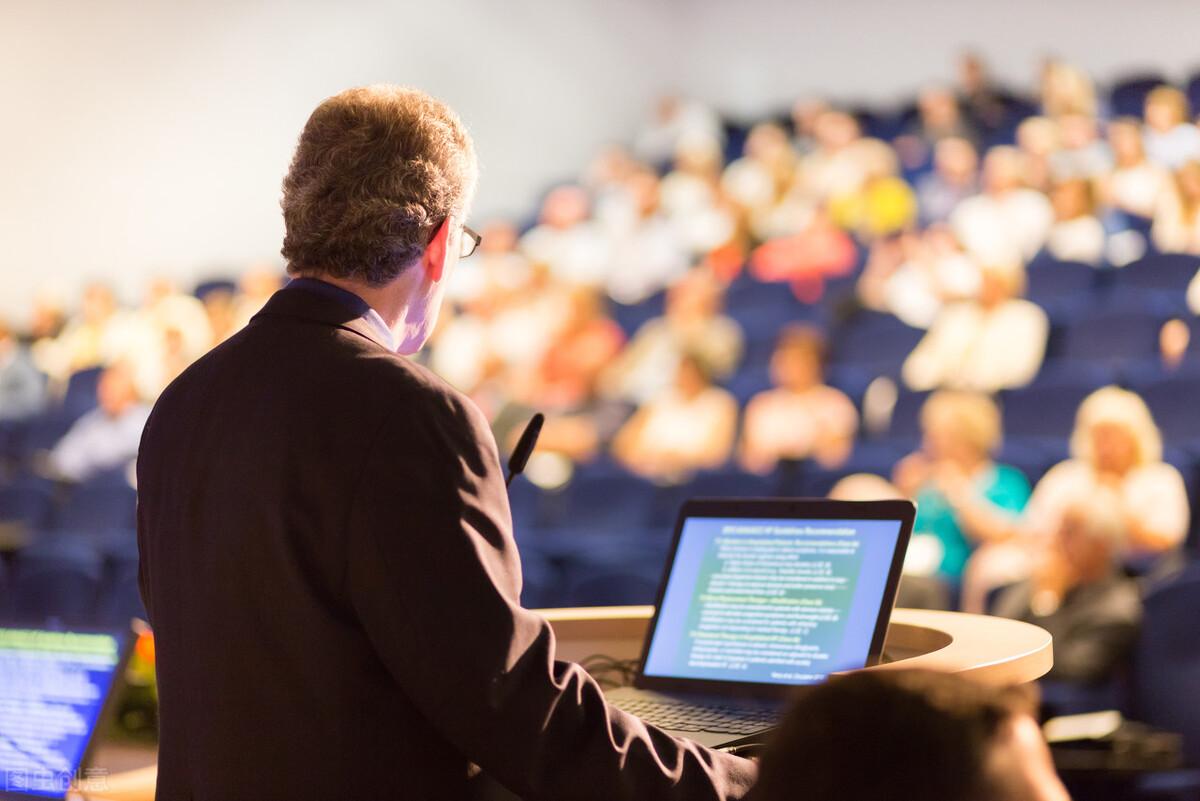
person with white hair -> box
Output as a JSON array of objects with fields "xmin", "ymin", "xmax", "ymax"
[
  {"xmin": 961, "ymin": 386, "xmax": 1188, "ymax": 612},
  {"xmin": 993, "ymin": 495, "xmax": 1141, "ymax": 686},
  {"xmin": 1026, "ymin": 386, "xmax": 1189, "ymax": 555}
]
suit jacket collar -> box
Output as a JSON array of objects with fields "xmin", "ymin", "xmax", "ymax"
[{"xmin": 251, "ymin": 278, "xmax": 396, "ymax": 352}]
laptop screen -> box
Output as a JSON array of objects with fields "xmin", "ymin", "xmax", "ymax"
[
  {"xmin": 642, "ymin": 515, "xmax": 904, "ymax": 686},
  {"xmin": 0, "ymin": 627, "xmax": 127, "ymax": 799}
]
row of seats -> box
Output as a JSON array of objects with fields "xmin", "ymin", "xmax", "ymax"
[{"xmin": 0, "ymin": 533, "xmax": 143, "ymax": 625}]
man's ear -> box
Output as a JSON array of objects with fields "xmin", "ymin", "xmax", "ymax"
[{"xmin": 423, "ymin": 218, "xmax": 452, "ymax": 283}]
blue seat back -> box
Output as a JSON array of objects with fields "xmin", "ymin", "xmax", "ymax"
[
  {"xmin": 8, "ymin": 537, "xmax": 104, "ymax": 623},
  {"xmin": 1132, "ymin": 568, "xmax": 1200, "ymax": 766}
]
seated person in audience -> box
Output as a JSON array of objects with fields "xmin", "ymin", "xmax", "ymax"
[
  {"xmin": 603, "ymin": 166, "xmax": 691, "ymax": 304},
  {"xmin": 857, "ymin": 226, "xmax": 981, "ymax": 329},
  {"xmin": 1027, "ymin": 386, "xmax": 1188, "ymax": 556},
  {"xmin": 601, "ymin": 267, "xmax": 743, "ymax": 404},
  {"xmin": 951, "ymin": 146, "xmax": 1054, "ymax": 265},
  {"xmin": 893, "ymin": 392, "xmax": 1030, "ymax": 588},
  {"xmin": 1045, "ymin": 178, "xmax": 1107, "ymax": 265},
  {"xmin": 658, "ymin": 132, "xmax": 737, "ymax": 261},
  {"xmin": 31, "ymin": 282, "xmax": 134, "ymax": 387},
  {"xmin": 1143, "ymin": 85, "xmax": 1200, "ymax": 169},
  {"xmin": 963, "ymin": 386, "xmax": 1188, "ymax": 612},
  {"xmin": 1152, "ymin": 159, "xmax": 1200, "ymax": 254},
  {"xmin": 827, "ymin": 139, "xmax": 917, "ymax": 242},
  {"xmin": 118, "ymin": 277, "xmax": 215, "ymax": 398},
  {"xmin": 720, "ymin": 122, "xmax": 799, "ymax": 241},
  {"xmin": 1040, "ymin": 59, "xmax": 1097, "ymax": 119},
  {"xmin": 1102, "ymin": 117, "xmax": 1172, "ymax": 221},
  {"xmin": 739, "ymin": 325, "xmax": 857, "ymax": 474},
  {"xmin": 612, "ymin": 353, "xmax": 738, "ymax": 482},
  {"xmin": 752, "ymin": 670, "xmax": 1069, "ymax": 801},
  {"xmin": 995, "ymin": 498, "xmax": 1141, "ymax": 686},
  {"xmin": 894, "ymin": 86, "xmax": 977, "ymax": 172},
  {"xmin": 957, "ymin": 51, "xmax": 1010, "ymax": 134},
  {"xmin": 902, "ymin": 262, "xmax": 1048, "ymax": 392},
  {"xmin": 748, "ymin": 206, "xmax": 858, "ymax": 302},
  {"xmin": 1048, "ymin": 112, "xmax": 1111, "ymax": 181},
  {"xmin": 797, "ymin": 109, "xmax": 868, "ymax": 201},
  {"xmin": 915, "ymin": 137, "xmax": 980, "ymax": 226},
  {"xmin": 633, "ymin": 94, "xmax": 724, "ymax": 167},
  {"xmin": 528, "ymin": 288, "xmax": 625, "ymax": 412},
  {"xmin": 0, "ymin": 319, "xmax": 47, "ymax": 421},
  {"xmin": 519, "ymin": 184, "xmax": 611, "ymax": 289},
  {"xmin": 1015, "ymin": 116, "xmax": 1059, "ymax": 193},
  {"xmin": 44, "ymin": 362, "xmax": 150, "ymax": 483}
]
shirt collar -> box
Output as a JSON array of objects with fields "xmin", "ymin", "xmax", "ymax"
[{"xmin": 283, "ymin": 277, "xmax": 398, "ymax": 352}]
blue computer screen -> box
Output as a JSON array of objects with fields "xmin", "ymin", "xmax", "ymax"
[
  {"xmin": 0, "ymin": 628, "xmax": 122, "ymax": 799},
  {"xmin": 642, "ymin": 517, "xmax": 902, "ymax": 685}
]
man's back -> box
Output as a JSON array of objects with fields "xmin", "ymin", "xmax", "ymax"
[{"xmin": 138, "ymin": 284, "xmax": 495, "ymax": 798}]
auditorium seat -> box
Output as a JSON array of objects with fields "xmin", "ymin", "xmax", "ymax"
[
  {"xmin": 96, "ymin": 537, "xmax": 146, "ymax": 625},
  {"xmin": 1137, "ymin": 375, "xmax": 1200, "ymax": 447},
  {"xmin": 7, "ymin": 536, "xmax": 104, "ymax": 623},
  {"xmin": 61, "ymin": 367, "xmax": 104, "ymax": 422},
  {"xmin": 1132, "ymin": 564, "xmax": 1200, "ymax": 767},
  {"xmin": 676, "ymin": 467, "xmax": 780, "ymax": 501},
  {"xmin": 1025, "ymin": 259, "xmax": 1098, "ymax": 308},
  {"xmin": 609, "ymin": 291, "xmax": 665, "ymax": 337},
  {"xmin": 1001, "ymin": 382, "xmax": 1098, "ymax": 440},
  {"xmin": 1058, "ymin": 309, "xmax": 1166, "ymax": 369},
  {"xmin": 888, "ymin": 388, "xmax": 931, "ymax": 441},
  {"xmin": 56, "ymin": 480, "xmax": 137, "ymax": 534},
  {"xmin": 802, "ymin": 440, "xmax": 909, "ymax": 497},
  {"xmin": 1112, "ymin": 253, "xmax": 1200, "ymax": 294},
  {"xmin": 0, "ymin": 478, "xmax": 57, "ymax": 534},
  {"xmin": 1109, "ymin": 74, "xmax": 1168, "ymax": 118},
  {"xmin": 829, "ymin": 311, "xmax": 924, "ymax": 376}
]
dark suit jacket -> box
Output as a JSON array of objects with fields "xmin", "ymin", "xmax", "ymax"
[{"xmin": 137, "ymin": 280, "xmax": 755, "ymax": 801}]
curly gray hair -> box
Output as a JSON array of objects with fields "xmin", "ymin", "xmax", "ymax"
[{"xmin": 281, "ymin": 85, "xmax": 477, "ymax": 286}]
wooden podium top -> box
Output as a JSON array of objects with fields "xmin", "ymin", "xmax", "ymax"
[
  {"xmin": 541, "ymin": 606, "xmax": 1053, "ymax": 686},
  {"xmin": 79, "ymin": 607, "xmax": 1050, "ymax": 800}
]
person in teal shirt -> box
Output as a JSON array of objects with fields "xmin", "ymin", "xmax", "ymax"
[{"xmin": 893, "ymin": 391, "xmax": 1031, "ymax": 586}]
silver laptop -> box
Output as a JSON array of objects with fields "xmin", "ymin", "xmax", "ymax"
[{"xmin": 608, "ymin": 498, "xmax": 914, "ymax": 748}]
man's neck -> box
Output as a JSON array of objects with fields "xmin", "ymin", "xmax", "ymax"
[{"xmin": 301, "ymin": 271, "xmax": 427, "ymax": 353}]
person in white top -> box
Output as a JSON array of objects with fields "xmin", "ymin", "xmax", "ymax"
[
  {"xmin": 961, "ymin": 386, "xmax": 1189, "ymax": 611},
  {"xmin": 1143, "ymin": 86, "xmax": 1200, "ymax": 170},
  {"xmin": 951, "ymin": 147, "xmax": 1054, "ymax": 266},
  {"xmin": 902, "ymin": 263, "xmax": 1049, "ymax": 393},
  {"xmin": 739, "ymin": 325, "xmax": 858, "ymax": 474},
  {"xmin": 1152, "ymin": 160, "xmax": 1200, "ymax": 255},
  {"xmin": 1026, "ymin": 386, "xmax": 1189, "ymax": 554},
  {"xmin": 1103, "ymin": 118, "xmax": 1171, "ymax": 220},
  {"xmin": 612, "ymin": 352, "xmax": 739, "ymax": 482},
  {"xmin": 519, "ymin": 185, "xmax": 612, "ymax": 289},
  {"xmin": 1045, "ymin": 178, "xmax": 1107, "ymax": 265}
]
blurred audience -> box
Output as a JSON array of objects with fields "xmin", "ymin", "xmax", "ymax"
[
  {"xmin": 45, "ymin": 363, "xmax": 149, "ymax": 483},
  {"xmin": 893, "ymin": 392, "xmax": 1030, "ymax": 587},
  {"xmin": 1142, "ymin": 86, "xmax": 1200, "ymax": 169},
  {"xmin": 902, "ymin": 262, "xmax": 1048, "ymax": 392},
  {"xmin": 612, "ymin": 353, "xmax": 738, "ymax": 481},
  {"xmin": 602, "ymin": 268, "xmax": 743, "ymax": 404},
  {"xmin": 995, "ymin": 497, "xmax": 1141, "ymax": 686},
  {"xmin": 1045, "ymin": 178, "xmax": 1106, "ymax": 265},
  {"xmin": 0, "ymin": 320, "xmax": 46, "ymax": 422},
  {"xmin": 740, "ymin": 325, "xmax": 857, "ymax": 473},
  {"xmin": 952, "ymin": 146, "xmax": 1053, "ymax": 265}
]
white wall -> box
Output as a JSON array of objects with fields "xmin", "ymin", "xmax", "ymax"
[{"xmin": 2, "ymin": 0, "xmax": 1199, "ymax": 322}]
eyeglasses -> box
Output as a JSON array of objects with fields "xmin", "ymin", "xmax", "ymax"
[{"xmin": 460, "ymin": 225, "xmax": 482, "ymax": 259}]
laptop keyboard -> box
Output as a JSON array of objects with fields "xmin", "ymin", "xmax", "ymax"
[{"xmin": 610, "ymin": 696, "xmax": 780, "ymax": 734}]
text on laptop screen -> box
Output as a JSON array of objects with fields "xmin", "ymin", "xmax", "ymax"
[
  {"xmin": 0, "ymin": 628, "xmax": 122, "ymax": 798},
  {"xmin": 642, "ymin": 517, "xmax": 902, "ymax": 686}
]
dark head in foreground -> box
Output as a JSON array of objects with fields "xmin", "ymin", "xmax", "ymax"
[{"xmin": 753, "ymin": 670, "xmax": 1069, "ymax": 801}]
